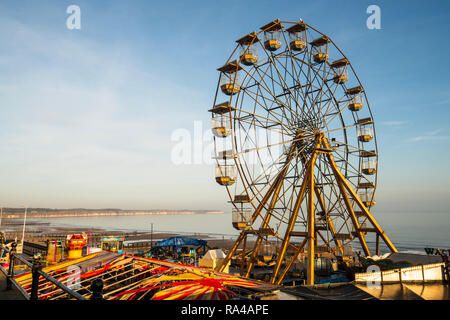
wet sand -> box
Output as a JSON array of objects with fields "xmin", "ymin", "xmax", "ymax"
[{"xmin": 1, "ymin": 218, "xmax": 243, "ymax": 250}]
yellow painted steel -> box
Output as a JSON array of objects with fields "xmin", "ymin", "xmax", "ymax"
[
  {"xmin": 220, "ymin": 134, "xmax": 397, "ymax": 285},
  {"xmin": 335, "ymin": 176, "xmax": 371, "ymax": 256},
  {"xmin": 271, "ymin": 138, "xmax": 320, "ymax": 283},
  {"xmin": 244, "ymin": 174, "xmax": 284, "ymax": 277},
  {"xmin": 275, "ymin": 238, "xmax": 307, "ymax": 285},
  {"xmin": 362, "ymin": 168, "xmax": 376, "ymax": 175},
  {"xmin": 244, "ymin": 142, "xmax": 298, "ymax": 278},
  {"xmin": 218, "ymin": 141, "xmax": 298, "ymax": 273},
  {"xmin": 271, "ymin": 173, "xmax": 309, "ymax": 282},
  {"xmin": 333, "ymin": 74, "xmax": 348, "ymax": 84},
  {"xmin": 314, "ymin": 186, "xmax": 343, "ymax": 256},
  {"xmin": 306, "ymin": 144, "xmax": 317, "ymax": 286},
  {"xmin": 322, "ymin": 137, "xmax": 397, "ymax": 253}
]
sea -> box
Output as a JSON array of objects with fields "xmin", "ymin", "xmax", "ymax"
[{"xmin": 24, "ymin": 211, "xmax": 450, "ymax": 255}]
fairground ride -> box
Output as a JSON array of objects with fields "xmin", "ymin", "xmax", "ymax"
[{"xmin": 209, "ymin": 19, "xmax": 397, "ymax": 285}]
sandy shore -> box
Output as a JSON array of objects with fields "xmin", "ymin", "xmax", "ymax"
[{"xmin": 1, "ymin": 218, "xmax": 242, "ymax": 251}]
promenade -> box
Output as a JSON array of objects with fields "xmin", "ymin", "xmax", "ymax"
[{"xmin": 0, "ymin": 271, "xmax": 25, "ymax": 300}]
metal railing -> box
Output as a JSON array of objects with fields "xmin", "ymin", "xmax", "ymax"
[{"xmin": 0, "ymin": 242, "xmax": 103, "ymax": 300}]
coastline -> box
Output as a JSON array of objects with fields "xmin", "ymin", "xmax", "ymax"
[
  {"xmin": 1, "ymin": 218, "xmax": 241, "ymax": 250},
  {"xmin": 0, "ymin": 209, "xmax": 225, "ymax": 219}
]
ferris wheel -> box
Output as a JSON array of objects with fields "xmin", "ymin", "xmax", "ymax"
[{"xmin": 209, "ymin": 19, "xmax": 397, "ymax": 285}]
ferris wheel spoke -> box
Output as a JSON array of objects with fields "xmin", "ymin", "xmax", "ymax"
[
  {"xmin": 246, "ymin": 142, "xmax": 310, "ymax": 214},
  {"xmin": 236, "ymin": 113, "xmax": 287, "ymax": 137},
  {"xmin": 267, "ymin": 56, "xmax": 309, "ymax": 124},
  {"xmin": 240, "ymin": 83, "xmax": 300, "ymax": 133},
  {"xmin": 277, "ymin": 56, "xmax": 316, "ymax": 121},
  {"xmin": 240, "ymin": 86, "xmax": 298, "ymax": 132},
  {"xmin": 246, "ymin": 147, "xmax": 303, "ymax": 223},
  {"xmin": 250, "ymin": 63, "xmax": 303, "ymax": 125},
  {"xmin": 330, "ymin": 150, "xmax": 366, "ymax": 189},
  {"xmin": 320, "ymin": 90, "xmax": 367, "ymax": 132},
  {"xmin": 305, "ymin": 66, "xmax": 340, "ymax": 129},
  {"xmin": 242, "ymin": 149, "xmax": 290, "ymax": 193},
  {"xmin": 290, "ymin": 56, "xmax": 331, "ymax": 128},
  {"xmin": 329, "ymin": 138, "xmax": 371, "ymax": 155},
  {"xmin": 235, "ymin": 139, "xmax": 315, "ymax": 168},
  {"xmin": 271, "ymin": 154, "xmax": 310, "ymax": 224},
  {"xmin": 236, "ymin": 92, "xmax": 300, "ymax": 135},
  {"xmin": 321, "ymin": 121, "xmax": 360, "ymax": 137},
  {"xmin": 314, "ymin": 156, "xmax": 341, "ymax": 213},
  {"xmin": 319, "ymin": 84, "xmax": 349, "ymax": 120},
  {"xmin": 315, "ymin": 80, "xmax": 345, "ymax": 128}
]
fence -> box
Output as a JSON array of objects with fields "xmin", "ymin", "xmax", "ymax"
[{"xmin": 355, "ymin": 262, "xmax": 448, "ymax": 284}]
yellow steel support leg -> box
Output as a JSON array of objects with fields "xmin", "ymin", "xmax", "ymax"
[
  {"xmin": 322, "ymin": 137, "xmax": 397, "ymax": 254},
  {"xmin": 271, "ymin": 170, "xmax": 310, "ymax": 283},
  {"xmin": 271, "ymin": 140, "xmax": 320, "ymax": 283},
  {"xmin": 300, "ymin": 148, "xmax": 343, "ymax": 255},
  {"xmin": 240, "ymin": 233, "xmax": 248, "ymax": 275},
  {"xmin": 275, "ymin": 238, "xmax": 307, "ymax": 285},
  {"xmin": 335, "ymin": 177, "xmax": 371, "ymax": 256},
  {"xmin": 245, "ymin": 179, "xmax": 284, "ymax": 277},
  {"xmin": 317, "ymin": 230, "xmax": 328, "ymax": 245},
  {"xmin": 244, "ymin": 142, "xmax": 299, "ymax": 278},
  {"xmin": 218, "ymin": 148, "xmax": 295, "ymax": 273},
  {"xmin": 321, "ymin": 136, "xmax": 370, "ymax": 256},
  {"xmin": 217, "ymin": 231, "xmax": 246, "ymax": 272},
  {"xmin": 306, "ymin": 153, "xmax": 316, "ymax": 286},
  {"xmin": 351, "ymin": 196, "xmax": 397, "ymax": 253},
  {"xmin": 376, "ymin": 233, "xmax": 380, "ymax": 256},
  {"xmin": 314, "ymin": 186, "xmax": 343, "ymax": 255}
]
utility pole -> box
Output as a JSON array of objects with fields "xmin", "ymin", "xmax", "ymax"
[
  {"xmin": 0, "ymin": 207, "xmax": 3, "ymax": 227},
  {"xmin": 150, "ymin": 223, "xmax": 154, "ymax": 248},
  {"xmin": 21, "ymin": 206, "xmax": 28, "ymax": 251}
]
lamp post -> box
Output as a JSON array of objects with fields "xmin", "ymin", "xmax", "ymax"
[
  {"xmin": 21, "ymin": 206, "xmax": 28, "ymax": 250},
  {"xmin": 150, "ymin": 223, "xmax": 154, "ymax": 248}
]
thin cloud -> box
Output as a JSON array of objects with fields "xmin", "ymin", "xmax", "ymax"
[
  {"xmin": 409, "ymin": 129, "xmax": 450, "ymax": 142},
  {"xmin": 0, "ymin": 15, "xmax": 210, "ymax": 209},
  {"xmin": 380, "ymin": 121, "xmax": 408, "ymax": 126},
  {"xmin": 435, "ymin": 99, "xmax": 450, "ymax": 105}
]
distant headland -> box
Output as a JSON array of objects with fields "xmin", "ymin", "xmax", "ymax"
[{"xmin": 0, "ymin": 208, "xmax": 225, "ymax": 218}]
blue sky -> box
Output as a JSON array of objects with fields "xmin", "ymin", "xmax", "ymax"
[{"xmin": 0, "ymin": 0, "xmax": 449, "ymax": 213}]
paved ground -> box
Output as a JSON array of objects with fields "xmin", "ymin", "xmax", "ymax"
[
  {"xmin": 356, "ymin": 283, "xmax": 423, "ymax": 300},
  {"xmin": 282, "ymin": 282, "xmax": 450, "ymax": 300},
  {"xmin": 0, "ymin": 271, "xmax": 26, "ymax": 300},
  {"xmin": 356, "ymin": 283, "xmax": 450, "ymax": 300},
  {"xmin": 281, "ymin": 283, "xmax": 376, "ymax": 300}
]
